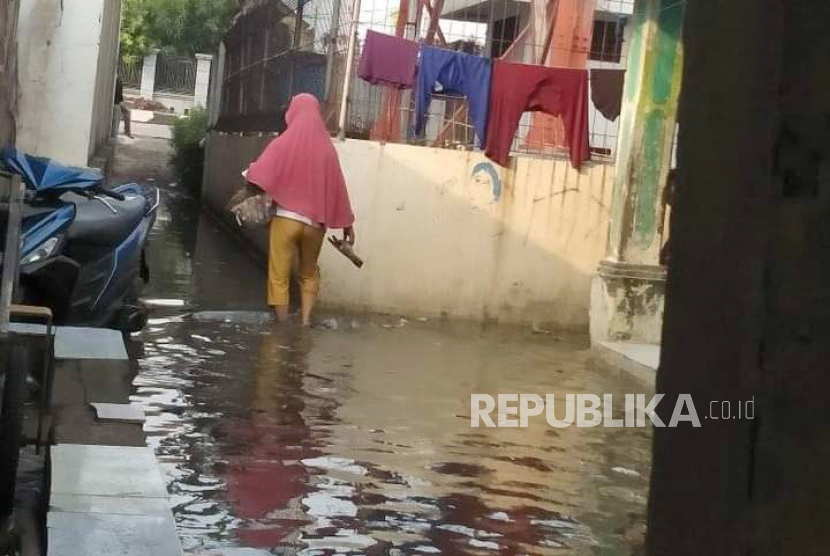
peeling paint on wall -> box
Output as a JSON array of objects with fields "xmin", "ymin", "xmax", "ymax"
[{"xmin": 606, "ymin": 0, "xmax": 684, "ymax": 265}]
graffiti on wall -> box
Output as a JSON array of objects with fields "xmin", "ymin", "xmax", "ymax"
[{"xmin": 471, "ymin": 162, "xmax": 502, "ymax": 202}]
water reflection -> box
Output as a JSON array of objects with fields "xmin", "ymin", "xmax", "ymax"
[
  {"xmin": 226, "ymin": 328, "xmax": 321, "ymax": 550},
  {"xmin": 129, "ymin": 188, "xmax": 651, "ymax": 555}
]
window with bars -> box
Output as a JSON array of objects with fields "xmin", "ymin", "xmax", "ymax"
[
  {"xmin": 590, "ymin": 19, "xmax": 625, "ymax": 63},
  {"xmin": 490, "ymin": 16, "xmax": 520, "ymax": 59}
]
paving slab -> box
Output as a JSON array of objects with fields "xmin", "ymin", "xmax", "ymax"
[
  {"xmin": 50, "ymin": 444, "xmax": 167, "ymax": 499},
  {"xmin": 592, "ymin": 341, "xmax": 660, "ymax": 387},
  {"xmin": 47, "ymin": 512, "xmax": 181, "ymax": 556},
  {"xmin": 54, "ymin": 327, "xmax": 128, "ymax": 360},
  {"xmin": 7, "ymin": 322, "xmax": 50, "ymax": 336},
  {"xmin": 601, "ymin": 341, "xmax": 661, "ymax": 370},
  {"xmin": 55, "ymin": 358, "xmax": 132, "ymax": 403},
  {"xmin": 132, "ymin": 122, "xmax": 173, "ymax": 140},
  {"xmin": 51, "ymin": 418, "xmax": 145, "ymax": 447},
  {"xmin": 91, "ymin": 403, "xmax": 146, "ymax": 424},
  {"xmin": 49, "ymin": 493, "xmax": 171, "ymax": 517},
  {"xmin": 194, "ymin": 550, "xmax": 275, "ymax": 556},
  {"xmin": 51, "ymin": 357, "xmax": 142, "ymax": 445}
]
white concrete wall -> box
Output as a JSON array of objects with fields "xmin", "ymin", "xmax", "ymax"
[
  {"xmin": 17, "ymin": 0, "xmax": 120, "ymax": 167},
  {"xmin": 90, "ymin": 0, "xmax": 123, "ymax": 158},
  {"xmin": 207, "ymin": 45, "xmax": 226, "ymax": 127},
  {"xmin": 194, "ymin": 54, "xmax": 212, "ymax": 108},
  {"xmin": 322, "ymin": 141, "xmax": 614, "ymax": 327},
  {"xmin": 203, "ymin": 135, "xmax": 615, "ymax": 329}
]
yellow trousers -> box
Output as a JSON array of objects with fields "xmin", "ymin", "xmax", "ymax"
[{"xmin": 267, "ymin": 217, "xmax": 325, "ymax": 306}]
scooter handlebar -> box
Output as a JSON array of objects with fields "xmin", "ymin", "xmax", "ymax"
[{"xmin": 97, "ymin": 188, "xmax": 126, "ymax": 202}]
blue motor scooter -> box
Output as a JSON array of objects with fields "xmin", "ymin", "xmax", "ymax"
[{"xmin": 1, "ymin": 148, "xmax": 159, "ymax": 332}]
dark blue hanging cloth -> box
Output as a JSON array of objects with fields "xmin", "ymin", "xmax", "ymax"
[{"xmin": 414, "ymin": 46, "xmax": 492, "ymax": 148}]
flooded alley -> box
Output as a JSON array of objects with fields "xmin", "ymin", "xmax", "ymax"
[{"xmin": 114, "ymin": 138, "xmax": 652, "ymax": 556}]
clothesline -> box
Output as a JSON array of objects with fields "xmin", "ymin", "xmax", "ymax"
[
  {"xmin": 223, "ymin": 43, "xmax": 619, "ymax": 86},
  {"xmin": 219, "ymin": 27, "xmax": 625, "ymax": 163},
  {"xmin": 358, "ymin": 30, "xmax": 620, "ymax": 169},
  {"xmin": 222, "ymin": 18, "xmax": 605, "ymax": 82}
]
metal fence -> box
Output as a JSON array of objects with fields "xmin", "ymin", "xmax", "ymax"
[
  {"xmin": 218, "ymin": 0, "xmax": 636, "ymax": 160},
  {"xmin": 155, "ymin": 54, "xmax": 197, "ymax": 95},
  {"xmin": 118, "ymin": 61, "xmax": 143, "ymax": 90},
  {"xmin": 217, "ymin": 0, "xmax": 350, "ymax": 132}
]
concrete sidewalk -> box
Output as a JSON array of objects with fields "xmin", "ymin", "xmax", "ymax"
[
  {"xmin": 42, "ymin": 327, "xmax": 181, "ymax": 555},
  {"xmin": 128, "ymin": 122, "xmax": 172, "ymax": 140},
  {"xmin": 48, "ymin": 445, "xmax": 181, "ymax": 556},
  {"xmin": 594, "ymin": 341, "xmax": 660, "ymax": 385}
]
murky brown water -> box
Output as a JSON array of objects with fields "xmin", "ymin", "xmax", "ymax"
[{"xmin": 128, "ymin": 185, "xmax": 652, "ymax": 555}]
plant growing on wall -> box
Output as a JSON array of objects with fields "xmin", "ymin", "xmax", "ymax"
[{"xmin": 171, "ymin": 108, "xmax": 209, "ymax": 193}]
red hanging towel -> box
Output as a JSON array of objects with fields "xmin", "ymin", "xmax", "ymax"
[{"xmin": 485, "ymin": 61, "xmax": 590, "ymax": 170}]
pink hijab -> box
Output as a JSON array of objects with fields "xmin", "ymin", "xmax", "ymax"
[{"xmin": 246, "ymin": 94, "xmax": 354, "ymax": 229}]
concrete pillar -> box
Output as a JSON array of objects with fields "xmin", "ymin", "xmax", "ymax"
[
  {"xmin": 140, "ymin": 49, "xmax": 159, "ymax": 99},
  {"xmin": 195, "ymin": 53, "xmax": 213, "ymax": 108},
  {"xmin": 589, "ymin": 0, "xmax": 684, "ymax": 345},
  {"xmin": 207, "ymin": 46, "xmax": 225, "ymax": 127},
  {"xmin": 647, "ymin": 2, "xmax": 830, "ymax": 554}
]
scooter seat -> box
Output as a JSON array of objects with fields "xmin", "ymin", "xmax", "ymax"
[{"xmin": 66, "ymin": 194, "xmax": 147, "ymax": 246}]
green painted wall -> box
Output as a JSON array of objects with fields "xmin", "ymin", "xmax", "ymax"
[
  {"xmin": 653, "ymin": 0, "xmax": 684, "ymax": 103},
  {"xmin": 608, "ymin": 0, "xmax": 684, "ymax": 263}
]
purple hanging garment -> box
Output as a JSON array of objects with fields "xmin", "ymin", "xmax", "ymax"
[{"xmin": 358, "ymin": 30, "xmax": 419, "ymax": 90}]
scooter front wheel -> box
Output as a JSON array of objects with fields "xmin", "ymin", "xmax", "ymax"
[{"xmin": 116, "ymin": 302, "xmax": 150, "ymax": 334}]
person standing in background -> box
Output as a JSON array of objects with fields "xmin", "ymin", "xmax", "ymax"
[
  {"xmin": 660, "ymin": 169, "xmax": 676, "ymax": 266},
  {"xmin": 115, "ymin": 77, "xmax": 133, "ymax": 139}
]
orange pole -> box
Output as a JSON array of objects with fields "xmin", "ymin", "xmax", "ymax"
[
  {"xmin": 424, "ymin": 0, "xmax": 447, "ymax": 46},
  {"xmin": 371, "ymin": 0, "xmax": 410, "ymax": 142},
  {"xmin": 524, "ymin": 0, "xmax": 596, "ymax": 152}
]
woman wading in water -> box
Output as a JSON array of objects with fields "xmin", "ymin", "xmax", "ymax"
[{"xmin": 246, "ymin": 94, "xmax": 355, "ymax": 326}]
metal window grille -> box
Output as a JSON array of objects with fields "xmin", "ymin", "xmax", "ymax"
[{"xmin": 218, "ymin": 0, "xmax": 637, "ymax": 161}]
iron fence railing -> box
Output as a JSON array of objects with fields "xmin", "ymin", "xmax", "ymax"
[
  {"xmin": 217, "ymin": 0, "xmax": 341, "ymax": 133},
  {"xmin": 119, "ymin": 61, "xmax": 143, "ymax": 90},
  {"xmin": 155, "ymin": 54, "xmax": 197, "ymax": 95}
]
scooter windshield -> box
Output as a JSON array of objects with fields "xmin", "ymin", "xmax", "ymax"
[{"xmin": 0, "ymin": 148, "xmax": 103, "ymax": 192}]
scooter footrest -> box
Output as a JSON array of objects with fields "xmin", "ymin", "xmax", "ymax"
[{"xmin": 10, "ymin": 304, "xmax": 53, "ymax": 321}]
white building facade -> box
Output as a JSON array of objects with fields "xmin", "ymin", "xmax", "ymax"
[{"xmin": 16, "ymin": 0, "xmax": 123, "ymax": 167}]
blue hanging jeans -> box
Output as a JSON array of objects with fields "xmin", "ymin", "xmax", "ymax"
[{"xmin": 414, "ymin": 47, "xmax": 492, "ymax": 148}]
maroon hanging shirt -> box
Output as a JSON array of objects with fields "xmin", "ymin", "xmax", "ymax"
[{"xmin": 485, "ymin": 61, "xmax": 591, "ymax": 170}]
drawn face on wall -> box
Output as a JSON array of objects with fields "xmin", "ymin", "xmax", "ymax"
[{"xmin": 471, "ymin": 162, "xmax": 502, "ymax": 202}]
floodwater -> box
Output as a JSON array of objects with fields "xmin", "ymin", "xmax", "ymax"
[{"xmin": 127, "ymin": 183, "xmax": 652, "ymax": 555}]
